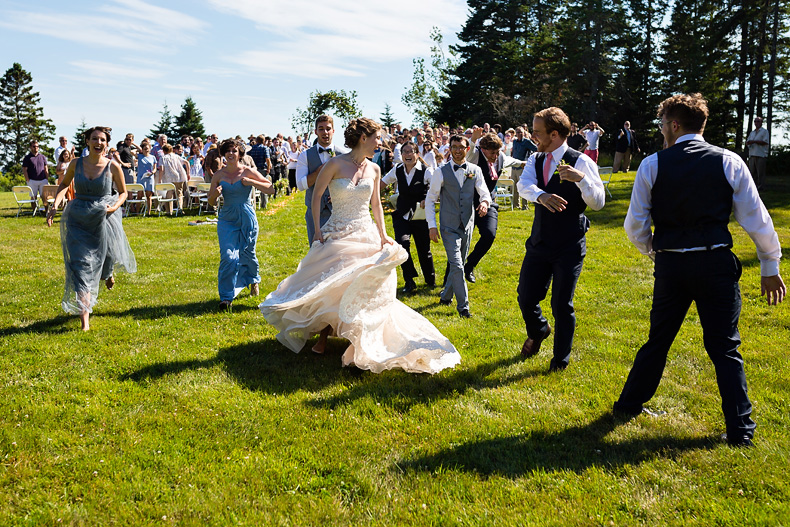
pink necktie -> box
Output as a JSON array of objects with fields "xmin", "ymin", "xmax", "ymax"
[
  {"xmin": 489, "ymin": 161, "xmax": 498, "ymax": 181},
  {"xmin": 543, "ymin": 155, "xmax": 553, "ymax": 186}
]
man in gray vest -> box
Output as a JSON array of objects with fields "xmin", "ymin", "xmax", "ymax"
[
  {"xmin": 296, "ymin": 115, "xmax": 349, "ymax": 244},
  {"xmin": 425, "ymin": 135, "xmax": 491, "ymax": 318},
  {"xmin": 615, "ymin": 93, "xmax": 785, "ymax": 447}
]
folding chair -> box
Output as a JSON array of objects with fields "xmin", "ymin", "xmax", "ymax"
[
  {"xmin": 187, "ymin": 180, "xmax": 205, "ymax": 209},
  {"xmin": 12, "ymin": 186, "xmax": 39, "ymax": 217},
  {"xmin": 197, "ymin": 183, "xmax": 215, "ymax": 215},
  {"xmin": 154, "ymin": 182, "xmax": 179, "ymax": 216},
  {"xmin": 124, "ymin": 183, "xmax": 148, "ymax": 216},
  {"xmin": 41, "ymin": 184, "xmax": 59, "ymax": 214},
  {"xmin": 494, "ymin": 178, "xmax": 515, "ymax": 210},
  {"xmin": 599, "ymin": 166, "xmax": 614, "ymax": 198}
]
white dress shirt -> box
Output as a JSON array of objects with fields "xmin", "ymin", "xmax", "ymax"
[
  {"xmin": 424, "ymin": 162, "xmax": 491, "ymax": 229},
  {"xmin": 517, "ymin": 142, "xmax": 605, "ymax": 211},
  {"xmin": 393, "ymin": 143, "xmax": 402, "ymax": 164},
  {"xmin": 747, "ymin": 127, "xmax": 770, "ymax": 158},
  {"xmin": 624, "ymin": 134, "xmax": 781, "ymax": 276},
  {"xmin": 383, "ymin": 161, "xmax": 431, "ymax": 221},
  {"xmin": 295, "ymin": 144, "xmax": 339, "ymax": 191}
]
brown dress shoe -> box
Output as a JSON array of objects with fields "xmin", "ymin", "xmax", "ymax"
[{"xmin": 521, "ymin": 324, "xmax": 551, "ymax": 358}]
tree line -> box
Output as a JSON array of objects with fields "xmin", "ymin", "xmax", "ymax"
[{"xmin": 405, "ymin": 0, "xmax": 789, "ymax": 154}]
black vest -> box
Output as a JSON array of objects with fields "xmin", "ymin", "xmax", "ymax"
[
  {"xmin": 395, "ymin": 164, "xmax": 429, "ymax": 219},
  {"xmin": 529, "ymin": 148, "xmax": 588, "ymax": 247},
  {"xmin": 474, "ymin": 148, "xmax": 499, "ymax": 209},
  {"xmin": 651, "ymin": 140, "xmax": 733, "ymax": 251}
]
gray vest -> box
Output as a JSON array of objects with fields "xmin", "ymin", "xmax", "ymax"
[
  {"xmin": 304, "ymin": 145, "xmax": 332, "ymax": 210},
  {"xmin": 438, "ymin": 163, "xmax": 476, "ymax": 233}
]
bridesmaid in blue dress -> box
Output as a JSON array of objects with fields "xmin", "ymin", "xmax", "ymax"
[
  {"xmin": 207, "ymin": 139, "xmax": 274, "ymax": 310},
  {"xmin": 47, "ymin": 126, "xmax": 136, "ymax": 330}
]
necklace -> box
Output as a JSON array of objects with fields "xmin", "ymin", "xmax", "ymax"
[{"xmin": 349, "ymin": 155, "xmax": 367, "ymax": 168}]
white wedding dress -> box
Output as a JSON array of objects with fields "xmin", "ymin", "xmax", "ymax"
[{"xmin": 260, "ymin": 177, "xmax": 460, "ymax": 374}]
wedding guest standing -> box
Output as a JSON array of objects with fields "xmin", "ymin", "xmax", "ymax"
[
  {"xmin": 517, "ymin": 107, "xmax": 605, "ymax": 371},
  {"xmin": 136, "ymin": 140, "xmax": 157, "ymax": 213},
  {"xmin": 207, "ymin": 139, "xmax": 274, "ymax": 310},
  {"xmin": 614, "ymin": 93, "xmax": 785, "ymax": 447},
  {"xmin": 188, "ymin": 142, "xmax": 205, "ymax": 180},
  {"xmin": 382, "ymin": 142, "xmax": 435, "ymax": 293},
  {"xmin": 46, "ymin": 126, "xmax": 136, "ymax": 331},
  {"xmin": 22, "ymin": 140, "xmax": 50, "ymax": 213},
  {"xmin": 159, "ymin": 143, "xmax": 188, "ymax": 215},
  {"xmin": 116, "ymin": 133, "xmax": 139, "ymax": 185}
]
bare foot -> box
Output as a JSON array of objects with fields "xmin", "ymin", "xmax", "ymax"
[
  {"xmin": 312, "ymin": 326, "xmax": 331, "ymax": 354},
  {"xmin": 250, "ymin": 283, "xmax": 259, "ymax": 296},
  {"xmin": 80, "ymin": 312, "xmax": 90, "ymax": 331},
  {"xmin": 105, "ymin": 276, "xmax": 115, "ymax": 290}
]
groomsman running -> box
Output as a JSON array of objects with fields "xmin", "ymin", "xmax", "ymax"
[
  {"xmin": 296, "ymin": 115, "xmax": 349, "ymax": 244},
  {"xmin": 426, "ymin": 135, "xmax": 491, "ymax": 318},
  {"xmin": 614, "ymin": 93, "xmax": 785, "ymax": 447},
  {"xmin": 382, "ymin": 142, "xmax": 435, "ymax": 293},
  {"xmin": 463, "ymin": 131, "xmax": 526, "ymax": 283},
  {"xmin": 517, "ymin": 107, "xmax": 605, "ymax": 371}
]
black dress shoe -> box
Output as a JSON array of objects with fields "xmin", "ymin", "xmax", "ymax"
[
  {"xmin": 402, "ymin": 281, "xmax": 417, "ymax": 294},
  {"xmin": 439, "ymin": 298, "xmax": 452, "ymax": 306},
  {"xmin": 465, "ymin": 268, "xmax": 476, "ymax": 283},
  {"xmin": 548, "ymin": 361, "xmax": 567, "ymax": 372},
  {"xmin": 721, "ymin": 433, "xmax": 754, "ymax": 448},
  {"xmin": 459, "ymin": 309, "xmax": 472, "ymax": 318},
  {"xmin": 520, "ymin": 324, "xmax": 552, "ymax": 358}
]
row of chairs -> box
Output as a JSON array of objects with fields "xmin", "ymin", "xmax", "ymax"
[{"xmin": 124, "ymin": 181, "xmax": 216, "ymax": 217}]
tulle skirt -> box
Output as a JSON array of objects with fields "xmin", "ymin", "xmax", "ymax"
[
  {"xmin": 60, "ymin": 196, "xmax": 137, "ymax": 314},
  {"xmin": 260, "ymin": 224, "xmax": 460, "ymax": 374}
]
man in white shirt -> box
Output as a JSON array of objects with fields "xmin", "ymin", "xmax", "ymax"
[
  {"xmin": 579, "ymin": 121, "xmax": 604, "ymax": 163},
  {"xmin": 614, "ymin": 93, "xmax": 785, "ymax": 447},
  {"xmin": 54, "ymin": 136, "xmax": 74, "ymax": 163},
  {"xmin": 516, "ymin": 107, "xmax": 605, "ymax": 371},
  {"xmin": 296, "ymin": 115, "xmax": 349, "ymax": 244},
  {"xmin": 745, "ymin": 116, "xmax": 769, "ymax": 190},
  {"xmin": 426, "ymin": 134, "xmax": 491, "ymax": 318}
]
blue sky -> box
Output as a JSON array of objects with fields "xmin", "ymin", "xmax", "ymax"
[{"xmin": 0, "ymin": 0, "xmax": 468, "ymax": 149}]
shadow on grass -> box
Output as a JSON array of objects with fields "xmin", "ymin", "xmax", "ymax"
[
  {"xmin": 398, "ymin": 412, "xmax": 715, "ymax": 477},
  {"xmin": 121, "ymin": 336, "xmax": 541, "ymax": 410},
  {"xmin": 0, "ymin": 300, "xmax": 255, "ymax": 337}
]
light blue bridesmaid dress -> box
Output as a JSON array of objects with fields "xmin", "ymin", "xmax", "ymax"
[{"xmin": 217, "ymin": 179, "xmax": 260, "ymax": 301}]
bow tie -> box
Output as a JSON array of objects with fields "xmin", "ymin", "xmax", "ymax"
[
  {"xmin": 318, "ymin": 146, "xmax": 333, "ymax": 154},
  {"xmin": 453, "ymin": 163, "xmax": 467, "ymax": 172}
]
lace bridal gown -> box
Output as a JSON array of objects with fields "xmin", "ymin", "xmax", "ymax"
[{"xmin": 260, "ymin": 177, "xmax": 460, "ymax": 374}]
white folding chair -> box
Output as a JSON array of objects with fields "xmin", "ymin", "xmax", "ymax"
[
  {"xmin": 154, "ymin": 182, "xmax": 179, "ymax": 216},
  {"xmin": 599, "ymin": 166, "xmax": 614, "ymax": 198},
  {"xmin": 494, "ymin": 178, "xmax": 515, "ymax": 210},
  {"xmin": 12, "ymin": 186, "xmax": 39, "ymax": 217},
  {"xmin": 124, "ymin": 183, "xmax": 148, "ymax": 216},
  {"xmin": 197, "ymin": 183, "xmax": 216, "ymax": 215}
]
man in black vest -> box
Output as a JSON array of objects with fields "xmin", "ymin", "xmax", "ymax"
[
  {"xmin": 463, "ymin": 132, "xmax": 526, "ymax": 282},
  {"xmin": 614, "ymin": 93, "xmax": 785, "ymax": 447},
  {"xmin": 516, "ymin": 107, "xmax": 605, "ymax": 372},
  {"xmin": 381, "ymin": 142, "xmax": 435, "ymax": 293}
]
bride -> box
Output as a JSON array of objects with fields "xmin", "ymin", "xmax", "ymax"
[{"xmin": 260, "ymin": 118, "xmax": 460, "ymax": 374}]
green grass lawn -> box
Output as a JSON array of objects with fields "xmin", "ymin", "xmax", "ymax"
[{"xmin": 1, "ymin": 172, "xmax": 788, "ymax": 526}]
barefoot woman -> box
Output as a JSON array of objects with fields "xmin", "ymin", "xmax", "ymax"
[{"xmin": 47, "ymin": 126, "xmax": 136, "ymax": 330}]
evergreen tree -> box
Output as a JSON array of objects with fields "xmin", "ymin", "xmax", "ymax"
[
  {"xmin": 403, "ymin": 27, "xmax": 458, "ymax": 125},
  {"xmin": 149, "ymin": 101, "xmax": 176, "ymax": 140},
  {"xmin": 173, "ymin": 96, "xmax": 206, "ymax": 139},
  {"xmin": 291, "ymin": 90, "xmax": 361, "ymax": 138},
  {"xmin": 0, "ymin": 62, "xmax": 55, "ymax": 170},
  {"xmin": 380, "ymin": 103, "xmax": 397, "ymax": 128},
  {"xmin": 73, "ymin": 118, "xmax": 88, "ymax": 155}
]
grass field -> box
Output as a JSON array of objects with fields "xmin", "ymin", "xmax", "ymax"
[{"xmin": 1, "ymin": 171, "xmax": 788, "ymax": 526}]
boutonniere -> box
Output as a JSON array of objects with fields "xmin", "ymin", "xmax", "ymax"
[
  {"xmin": 553, "ymin": 159, "xmax": 569, "ymax": 182},
  {"xmin": 464, "ymin": 169, "xmax": 475, "ymax": 179},
  {"xmin": 328, "ymin": 150, "xmax": 335, "ymax": 157}
]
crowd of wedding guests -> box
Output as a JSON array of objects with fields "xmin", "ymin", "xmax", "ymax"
[{"xmin": 40, "ymin": 121, "xmax": 552, "ymax": 216}]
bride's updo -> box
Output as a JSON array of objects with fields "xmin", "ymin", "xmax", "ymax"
[{"xmin": 344, "ymin": 118, "xmax": 381, "ymax": 149}]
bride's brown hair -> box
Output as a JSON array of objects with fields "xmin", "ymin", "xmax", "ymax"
[{"xmin": 344, "ymin": 118, "xmax": 381, "ymax": 149}]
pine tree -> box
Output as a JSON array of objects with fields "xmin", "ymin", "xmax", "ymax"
[
  {"xmin": 149, "ymin": 101, "xmax": 176, "ymax": 140},
  {"xmin": 73, "ymin": 118, "xmax": 88, "ymax": 155},
  {"xmin": 0, "ymin": 62, "xmax": 55, "ymax": 170},
  {"xmin": 380, "ymin": 103, "xmax": 397, "ymax": 128},
  {"xmin": 173, "ymin": 96, "xmax": 206, "ymax": 139}
]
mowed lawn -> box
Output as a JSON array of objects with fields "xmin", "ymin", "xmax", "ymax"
[{"xmin": 0, "ymin": 171, "xmax": 788, "ymax": 526}]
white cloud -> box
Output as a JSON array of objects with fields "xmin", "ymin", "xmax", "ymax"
[
  {"xmin": 0, "ymin": 0, "xmax": 207, "ymax": 52},
  {"xmin": 205, "ymin": 0, "xmax": 467, "ymax": 79}
]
